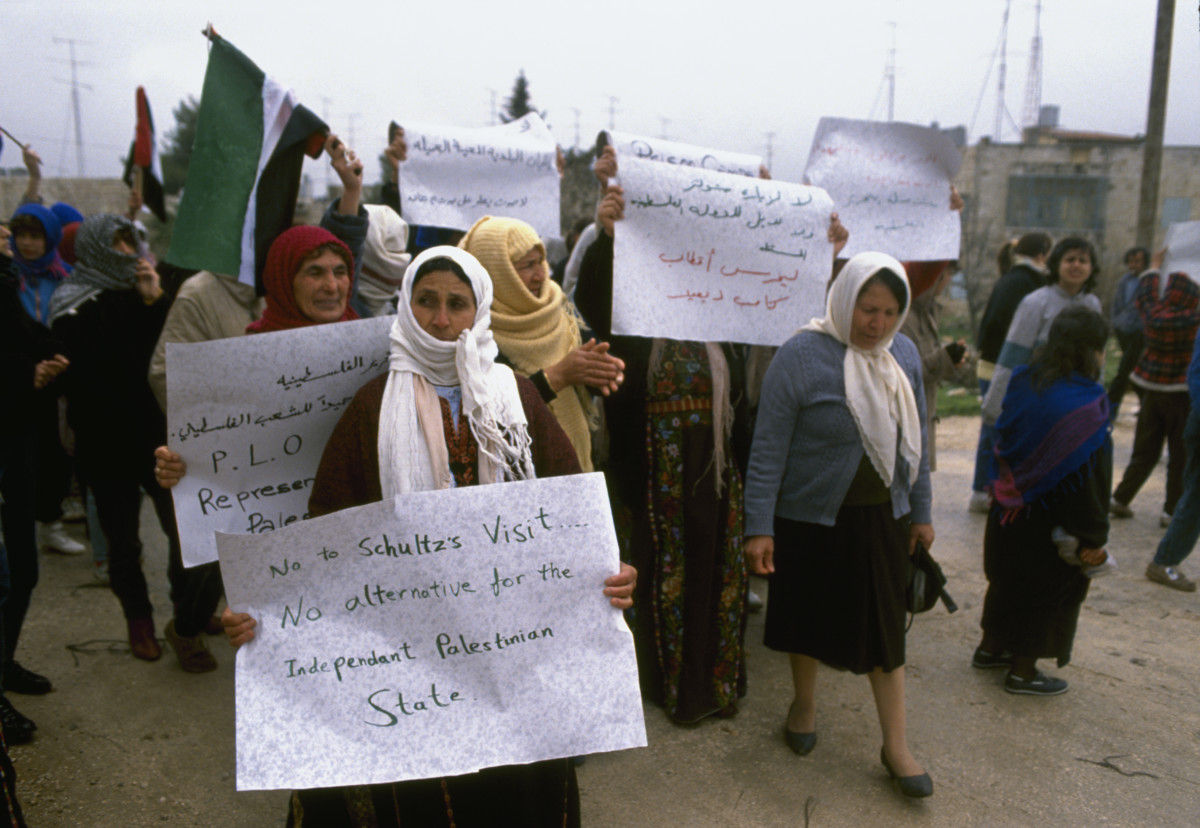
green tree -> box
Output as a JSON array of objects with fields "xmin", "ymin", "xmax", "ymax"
[
  {"xmin": 500, "ymin": 70, "xmax": 547, "ymax": 124},
  {"xmin": 160, "ymin": 95, "xmax": 199, "ymax": 196}
]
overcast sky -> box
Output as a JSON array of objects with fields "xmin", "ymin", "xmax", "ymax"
[{"xmin": 3, "ymin": 0, "xmax": 1197, "ymax": 187}]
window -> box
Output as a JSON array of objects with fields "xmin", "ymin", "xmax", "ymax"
[
  {"xmin": 1005, "ymin": 175, "xmax": 1107, "ymax": 230},
  {"xmin": 1162, "ymin": 197, "xmax": 1192, "ymax": 229}
]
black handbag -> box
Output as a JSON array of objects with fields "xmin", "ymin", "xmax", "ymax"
[{"xmin": 906, "ymin": 542, "xmax": 957, "ymax": 618}]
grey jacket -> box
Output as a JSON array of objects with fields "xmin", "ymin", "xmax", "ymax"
[{"xmin": 743, "ymin": 329, "xmax": 931, "ymax": 535}]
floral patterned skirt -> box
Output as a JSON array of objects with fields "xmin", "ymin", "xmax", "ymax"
[{"xmin": 629, "ymin": 399, "xmax": 748, "ymax": 723}]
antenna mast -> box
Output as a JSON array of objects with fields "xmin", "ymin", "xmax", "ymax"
[
  {"xmin": 1021, "ymin": 0, "xmax": 1044, "ymax": 129},
  {"xmin": 994, "ymin": 0, "xmax": 1011, "ymax": 139}
]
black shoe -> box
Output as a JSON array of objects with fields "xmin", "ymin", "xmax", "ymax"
[
  {"xmin": 784, "ymin": 725, "xmax": 817, "ymax": 756},
  {"xmin": 971, "ymin": 647, "xmax": 1013, "ymax": 670},
  {"xmin": 881, "ymin": 747, "xmax": 932, "ymax": 799},
  {"xmin": 4, "ymin": 661, "xmax": 52, "ymax": 695},
  {"xmin": 0, "ymin": 696, "xmax": 35, "ymax": 745},
  {"xmin": 1004, "ymin": 670, "xmax": 1068, "ymax": 696}
]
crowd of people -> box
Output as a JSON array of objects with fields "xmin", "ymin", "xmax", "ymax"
[{"xmin": 1, "ymin": 114, "xmax": 1196, "ymax": 825}]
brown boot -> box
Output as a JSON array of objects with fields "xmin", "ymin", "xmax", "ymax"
[
  {"xmin": 164, "ymin": 619, "xmax": 217, "ymax": 673},
  {"xmin": 127, "ymin": 617, "xmax": 162, "ymax": 661}
]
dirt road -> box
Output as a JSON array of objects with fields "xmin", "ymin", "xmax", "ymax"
[{"xmin": 9, "ymin": 413, "xmax": 1200, "ymax": 826}]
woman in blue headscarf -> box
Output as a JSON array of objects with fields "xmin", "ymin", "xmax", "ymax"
[{"xmin": 8, "ymin": 203, "xmax": 70, "ymax": 326}]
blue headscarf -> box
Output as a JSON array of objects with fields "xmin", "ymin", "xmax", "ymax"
[
  {"xmin": 9, "ymin": 203, "xmax": 70, "ymax": 323},
  {"xmin": 50, "ymin": 202, "xmax": 84, "ymax": 228}
]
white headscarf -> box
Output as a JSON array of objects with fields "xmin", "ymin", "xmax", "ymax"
[
  {"xmin": 378, "ymin": 246, "xmax": 535, "ymax": 497},
  {"xmin": 801, "ymin": 251, "xmax": 921, "ymax": 487},
  {"xmin": 358, "ymin": 204, "xmax": 411, "ymax": 315}
]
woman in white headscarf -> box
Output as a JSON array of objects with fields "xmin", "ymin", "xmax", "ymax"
[
  {"xmin": 743, "ymin": 252, "xmax": 935, "ymax": 800},
  {"xmin": 222, "ymin": 246, "xmax": 635, "ymax": 828}
]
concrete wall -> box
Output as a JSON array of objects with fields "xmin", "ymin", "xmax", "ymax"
[{"xmin": 0, "ymin": 177, "xmax": 133, "ymax": 223}]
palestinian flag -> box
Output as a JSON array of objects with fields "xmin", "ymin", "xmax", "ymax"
[
  {"xmin": 122, "ymin": 86, "xmax": 167, "ymax": 222},
  {"xmin": 167, "ymin": 33, "xmax": 327, "ymax": 288}
]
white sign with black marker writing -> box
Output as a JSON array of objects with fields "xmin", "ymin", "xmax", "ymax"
[
  {"xmin": 399, "ymin": 114, "xmax": 561, "ymax": 239},
  {"xmin": 218, "ymin": 472, "xmax": 646, "ymax": 791},
  {"xmin": 804, "ymin": 117, "xmax": 962, "ymax": 261},
  {"xmin": 613, "ymin": 154, "xmax": 834, "ymax": 345},
  {"xmin": 600, "ymin": 130, "xmax": 763, "ymax": 178},
  {"xmin": 165, "ymin": 315, "xmax": 393, "ymax": 567}
]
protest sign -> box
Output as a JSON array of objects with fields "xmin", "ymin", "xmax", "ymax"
[
  {"xmin": 1162, "ymin": 220, "xmax": 1200, "ymax": 284},
  {"xmin": 599, "ymin": 130, "xmax": 763, "ymax": 178},
  {"xmin": 399, "ymin": 114, "xmax": 560, "ymax": 239},
  {"xmin": 612, "ymin": 155, "xmax": 834, "ymax": 345},
  {"xmin": 218, "ymin": 472, "xmax": 646, "ymax": 791},
  {"xmin": 166, "ymin": 315, "xmax": 393, "ymax": 567},
  {"xmin": 804, "ymin": 117, "xmax": 962, "ymax": 261}
]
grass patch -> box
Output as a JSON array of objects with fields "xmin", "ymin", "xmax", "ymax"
[{"xmin": 933, "ymin": 340, "xmax": 1125, "ymax": 420}]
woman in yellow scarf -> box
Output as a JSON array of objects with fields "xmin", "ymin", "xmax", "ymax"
[{"xmin": 460, "ymin": 216, "xmax": 624, "ymax": 470}]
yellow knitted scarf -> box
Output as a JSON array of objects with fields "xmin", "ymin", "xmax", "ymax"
[{"xmin": 460, "ymin": 216, "xmax": 594, "ymax": 470}]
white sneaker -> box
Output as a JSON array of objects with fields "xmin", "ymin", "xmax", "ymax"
[
  {"xmin": 1084, "ymin": 552, "xmax": 1118, "ymax": 578},
  {"xmin": 968, "ymin": 491, "xmax": 991, "ymax": 514},
  {"xmin": 37, "ymin": 521, "xmax": 87, "ymax": 555}
]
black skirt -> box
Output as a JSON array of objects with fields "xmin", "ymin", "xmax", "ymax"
[
  {"xmin": 764, "ymin": 504, "xmax": 910, "ymax": 674},
  {"xmin": 981, "ymin": 505, "xmax": 1091, "ymax": 667}
]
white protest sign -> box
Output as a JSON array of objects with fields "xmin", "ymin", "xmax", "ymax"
[
  {"xmin": 218, "ymin": 472, "xmax": 646, "ymax": 792},
  {"xmin": 600, "ymin": 130, "xmax": 763, "ymax": 178},
  {"xmin": 399, "ymin": 114, "xmax": 560, "ymax": 239},
  {"xmin": 166, "ymin": 316, "xmax": 393, "ymax": 567},
  {"xmin": 804, "ymin": 117, "xmax": 962, "ymax": 261},
  {"xmin": 1162, "ymin": 220, "xmax": 1200, "ymax": 282},
  {"xmin": 613, "ymin": 155, "xmax": 834, "ymax": 346}
]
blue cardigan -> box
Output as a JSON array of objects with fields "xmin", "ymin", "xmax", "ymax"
[{"xmin": 743, "ymin": 329, "xmax": 932, "ymax": 535}]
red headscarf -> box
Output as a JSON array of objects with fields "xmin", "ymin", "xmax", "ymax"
[{"xmin": 246, "ymin": 225, "xmax": 358, "ymax": 334}]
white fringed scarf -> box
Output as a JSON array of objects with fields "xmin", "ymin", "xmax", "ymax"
[
  {"xmin": 800, "ymin": 252, "xmax": 921, "ymax": 487},
  {"xmin": 378, "ymin": 246, "xmax": 535, "ymax": 498}
]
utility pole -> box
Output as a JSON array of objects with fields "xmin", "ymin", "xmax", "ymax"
[
  {"xmin": 1137, "ymin": 0, "xmax": 1176, "ymax": 248},
  {"xmin": 571, "ymin": 107, "xmax": 582, "ymax": 149},
  {"xmin": 608, "ymin": 96, "xmax": 619, "ymax": 131},
  {"xmin": 52, "ymin": 36, "xmax": 92, "ymax": 176},
  {"xmin": 488, "ymin": 88, "xmax": 498, "ymax": 125},
  {"xmin": 886, "ymin": 22, "xmax": 897, "ymax": 121},
  {"xmin": 764, "ymin": 132, "xmax": 775, "ymax": 171}
]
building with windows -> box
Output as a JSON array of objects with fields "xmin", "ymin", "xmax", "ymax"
[{"xmin": 954, "ymin": 126, "xmax": 1200, "ymax": 326}]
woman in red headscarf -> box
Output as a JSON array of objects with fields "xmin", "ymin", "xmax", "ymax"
[{"xmin": 245, "ymin": 225, "xmax": 358, "ymax": 334}]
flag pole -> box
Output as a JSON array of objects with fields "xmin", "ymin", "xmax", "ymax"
[{"xmin": 0, "ymin": 125, "xmax": 28, "ymax": 149}]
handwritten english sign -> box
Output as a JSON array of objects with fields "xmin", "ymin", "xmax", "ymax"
[
  {"xmin": 399, "ymin": 114, "xmax": 561, "ymax": 240},
  {"xmin": 1162, "ymin": 220, "xmax": 1200, "ymax": 287},
  {"xmin": 165, "ymin": 316, "xmax": 393, "ymax": 567},
  {"xmin": 217, "ymin": 472, "xmax": 646, "ymax": 791},
  {"xmin": 803, "ymin": 117, "xmax": 962, "ymax": 261},
  {"xmin": 612, "ymin": 155, "xmax": 834, "ymax": 346},
  {"xmin": 599, "ymin": 130, "xmax": 763, "ymax": 178}
]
